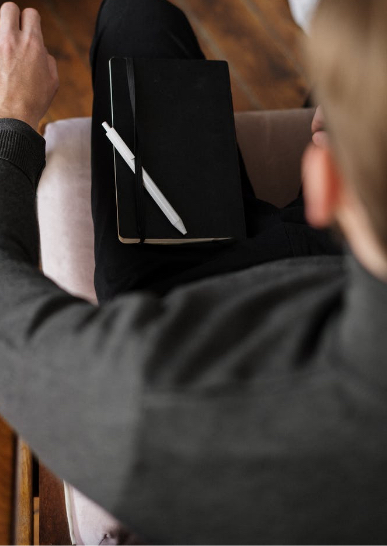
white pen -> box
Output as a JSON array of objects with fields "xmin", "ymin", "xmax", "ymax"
[{"xmin": 102, "ymin": 122, "xmax": 187, "ymax": 236}]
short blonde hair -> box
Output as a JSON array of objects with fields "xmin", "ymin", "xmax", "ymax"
[{"xmin": 308, "ymin": 0, "xmax": 387, "ymax": 252}]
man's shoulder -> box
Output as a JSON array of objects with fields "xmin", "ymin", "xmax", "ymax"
[
  {"xmin": 159, "ymin": 255, "xmax": 346, "ymax": 375},
  {"xmin": 170, "ymin": 254, "xmax": 346, "ymax": 302},
  {"xmin": 242, "ymin": 254, "xmax": 345, "ymax": 284}
]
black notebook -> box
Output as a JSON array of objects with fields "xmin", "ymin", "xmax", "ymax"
[{"xmin": 108, "ymin": 57, "xmax": 246, "ymax": 244}]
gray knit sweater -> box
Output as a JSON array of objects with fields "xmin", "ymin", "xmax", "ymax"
[{"xmin": 1, "ymin": 118, "xmax": 387, "ymax": 545}]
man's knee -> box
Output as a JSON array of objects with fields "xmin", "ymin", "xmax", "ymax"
[
  {"xmin": 91, "ymin": 0, "xmax": 195, "ymax": 66},
  {"xmin": 98, "ymin": 0, "xmax": 186, "ymax": 33}
]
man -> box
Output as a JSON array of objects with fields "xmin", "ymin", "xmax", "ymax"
[{"xmin": 0, "ymin": 0, "xmax": 386, "ymax": 543}]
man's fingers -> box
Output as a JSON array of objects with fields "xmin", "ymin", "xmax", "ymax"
[
  {"xmin": 0, "ymin": 2, "xmax": 21, "ymax": 34},
  {"xmin": 21, "ymin": 7, "xmax": 42, "ymax": 38}
]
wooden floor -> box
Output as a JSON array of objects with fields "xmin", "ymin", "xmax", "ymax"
[
  {"xmin": 11, "ymin": 0, "xmax": 308, "ymax": 129},
  {"xmin": 0, "ymin": 417, "xmax": 15, "ymax": 545}
]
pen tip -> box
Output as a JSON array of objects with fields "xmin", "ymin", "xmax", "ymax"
[{"xmin": 175, "ymin": 219, "xmax": 187, "ymax": 235}]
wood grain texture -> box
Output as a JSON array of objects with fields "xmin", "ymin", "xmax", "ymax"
[
  {"xmin": 33, "ymin": 498, "xmax": 39, "ymax": 546},
  {"xmin": 169, "ymin": 0, "xmax": 261, "ymax": 111},
  {"xmin": 0, "ymin": 417, "xmax": 15, "ymax": 546},
  {"xmin": 171, "ymin": 0, "xmax": 308, "ymax": 109},
  {"xmin": 45, "ymin": 0, "xmax": 99, "ymax": 65},
  {"xmin": 39, "ymin": 465, "xmax": 71, "ymax": 546},
  {"xmin": 3, "ymin": 0, "xmax": 307, "ymax": 121},
  {"xmin": 14, "ymin": 439, "xmax": 33, "ymax": 546},
  {"xmin": 246, "ymin": 0, "xmax": 307, "ymax": 69}
]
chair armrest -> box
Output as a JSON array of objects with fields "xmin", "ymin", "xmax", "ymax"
[
  {"xmin": 38, "ymin": 118, "xmax": 97, "ymax": 304},
  {"xmin": 235, "ymin": 108, "xmax": 315, "ymax": 207}
]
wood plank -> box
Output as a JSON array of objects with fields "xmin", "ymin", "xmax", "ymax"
[
  {"xmin": 33, "ymin": 498, "xmax": 39, "ymax": 546},
  {"xmin": 45, "ymin": 0, "xmax": 100, "ymax": 66},
  {"xmin": 39, "ymin": 464, "xmax": 71, "ymax": 546},
  {"xmin": 170, "ymin": 0, "xmax": 262, "ymax": 110},
  {"xmin": 171, "ymin": 0, "xmax": 309, "ymax": 109},
  {"xmin": 14, "ymin": 439, "xmax": 33, "ymax": 546},
  {"xmin": 174, "ymin": 12, "xmax": 261, "ymax": 111},
  {"xmin": 245, "ymin": 0, "xmax": 307, "ymax": 70},
  {"xmin": 0, "ymin": 417, "xmax": 15, "ymax": 546}
]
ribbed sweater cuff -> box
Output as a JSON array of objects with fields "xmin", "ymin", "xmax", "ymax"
[{"xmin": 0, "ymin": 118, "xmax": 46, "ymax": 190}]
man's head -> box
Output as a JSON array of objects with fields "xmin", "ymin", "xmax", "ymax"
[{"xmin": 303, "ymin": 0, "xmax": 387, "ymax": 279}]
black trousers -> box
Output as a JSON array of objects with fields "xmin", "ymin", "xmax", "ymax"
[{"xmin": 90, "ymin": 0, "xmax": 341, "ymax": 304}]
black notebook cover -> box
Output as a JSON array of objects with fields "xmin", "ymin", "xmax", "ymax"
[{"xmin": 109, "ymin": 57, "xmax": 246, "ymax": 243}]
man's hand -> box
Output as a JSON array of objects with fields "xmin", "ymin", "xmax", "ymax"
[
  {"xmin": 311, "ymin": 105, "xmax": 329, "ymax": 148},
  {"xmin": 0, "ymin": 2, "xmax": 59, "ymax": 131}
]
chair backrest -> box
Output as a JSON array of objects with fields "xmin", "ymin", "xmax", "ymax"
[{"xmin": 235, "ymin": 108, "xmax": 314, "ymax": 206}]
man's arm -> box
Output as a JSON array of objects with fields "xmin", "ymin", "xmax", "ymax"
[
  {"xmin": 0, "ymin": 3, "xmax": 236, "ymax": 526},
  {"xmin": 0, "ymin": 0, "xmax": 162, "ymax": 515},
  {"xmin": 0, "ymin": 1, "xmax": 59, "ymax": 282}
]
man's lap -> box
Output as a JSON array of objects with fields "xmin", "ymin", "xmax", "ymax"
[{"xmin": 89, "ymin": 0, "xmax": 342, "ymax": 304}]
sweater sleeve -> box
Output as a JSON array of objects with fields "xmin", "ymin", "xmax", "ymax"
[{"xmin": 0, "ymin": 119, "xmax": 165, "ymax": 519}]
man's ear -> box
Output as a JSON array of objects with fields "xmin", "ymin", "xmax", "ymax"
[{"xmin": 302, "ymin": 143, "xmax": 342, "ymax": 229}]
